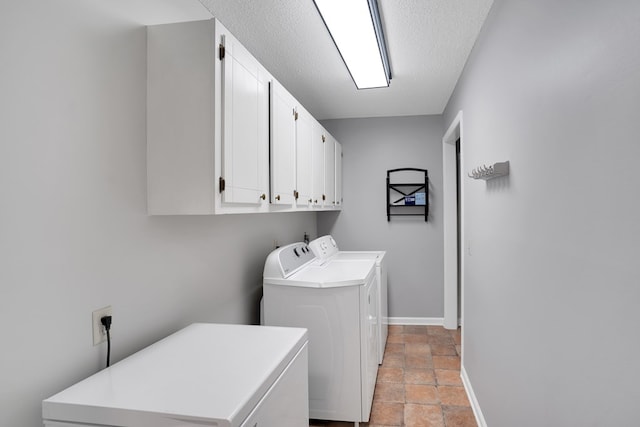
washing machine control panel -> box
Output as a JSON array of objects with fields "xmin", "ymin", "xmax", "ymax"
[{"xmin": 278, "ymin": 243, "xmax": 315, "ymax": 277}]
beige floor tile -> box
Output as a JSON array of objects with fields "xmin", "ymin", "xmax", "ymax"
[
  {"xmin": 369, "ymin": 401, "xmax": 404, "ymax": 426},
  {"xmin": 443, "ymin": 406, "xmax": 478, "ymax": 427},
  {"xmin": 405, "ymin": 384, "xmax": 439, "ymax": 404},
  {"xmin": 426, "ymin": 334, "xmax": 455, "ymax": 345},
  {"xmin": 377, "ymin": 367, "xmax": 404, "ymax": 383},
  {"xmin": 403, "ymin": 333, "xmax": 429, "ymax": 344},
  {"xmin": 450, "ymin": 328, "xmax": 462, "ymax": 345},
  {"xmin": 405, "ymin": 343, "xmax": 430, "ymax": 355},
  {"xmin": 438, "ymin": 386, "xmax": 470, "ymax": 407},
  {"xmin": 387, "ymin": 333, "xmax": 405, "ymax": 343},
  {"xmin": 430, "ymin": 344, "xmax": 457, "ymax": 356},
  {"xmin": 374, "ymin": 382, "xmax": 405, "ymax": 403},
  {"xmin": 382, "ymin": 353, "xmax": 405, "ymax": 368},
  {"xmin": 388, "ymin": 325, "xmax": 404, "ymax": 335},
  {"xmin": 385, "ymin": 342, "xmax": 405, "ymax": 355},
  {"xmin": 404, "ymin": 404, "xmax": 444, "ymax": 427},
  {"xmin": 404, "ymin": 368, "xmax": 436, "ymax": 385},
  {"xmin": 433, "ymin": 355, "xmax": 460, "ymax": 370},
  {"xmin": 426, "ymin": 326, "xmax": 450, "ymax": 336},
  {"xmin": 309, "ymin": 422, "xmax": 353, "ymax": 427},
  {"xmin": 404, "ymin": 325, "xmax": 429, "ymax": 334},
  {"xmin": 435, "ymin": 369, "xmax": 462, "ymax": 386},
  {"xmin": 405, "ymin": 354, "xmax": 434, "ymax": 369}
]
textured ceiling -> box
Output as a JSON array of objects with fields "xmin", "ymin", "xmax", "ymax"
[
  {"xmin": 198, "ymin": 0, "xmax": 494, "ymax": 120},
  {"xmin": 100, "ymin": 0, "xmax": 493, "ymax": 120}
]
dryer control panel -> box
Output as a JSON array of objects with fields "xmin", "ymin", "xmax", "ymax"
[{"xmin": 309, "ymin": 235, "xmax": 339, "ymax": 261}]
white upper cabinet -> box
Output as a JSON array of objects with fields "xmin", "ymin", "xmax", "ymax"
[
  {"xmin": 295, "ymin": 106, "xmax": 313, "ymax": 207},
  {"xmin": 324, "ymin": 131, "xmax": 336, "ymax": 207},
  {"xmin": 147, "ymin": 19, "xmax": 341, "ymax": 215},
  {"xmin": 220, "ymin": 32, "xmax": 270, "ymax": 205},
  {"xmin": 311, "ymin": 121, "xmax": 325, "ymax": 207},
  {"xmin": 270, "ymin": 80, "xmax": 297, "ymax": 205},
  {"xmin": 335, "ymin": 140, "xmax": 343, "ymax": 207},
  {"xmin": 147, "ymin": 19, "xmax": 270, "ymax": 214}
]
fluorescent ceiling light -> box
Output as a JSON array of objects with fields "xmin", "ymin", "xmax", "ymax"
[{"xmin": 314, "ymin": 0, "xmax": 391, "ymax": 89}]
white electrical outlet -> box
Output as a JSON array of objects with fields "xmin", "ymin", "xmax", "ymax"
[{"xmin": 92, "ymin": 306, "xmax": 112, "ymax": 346}]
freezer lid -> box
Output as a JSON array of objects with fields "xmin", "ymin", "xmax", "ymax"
[{"xmin": 43, "ymin": 323, "xmax": 307, "ymax": 427}]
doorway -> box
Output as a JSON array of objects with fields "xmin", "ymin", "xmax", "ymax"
[{"xmin": 442, "ymin": 111, "xmax": 463, "ymax": 330}]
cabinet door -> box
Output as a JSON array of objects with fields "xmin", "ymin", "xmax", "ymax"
[
  {"xmin": 335, "ymin": 140, "xmax": 342, "ymax": 208},
  {"xmin": 324, "ymin": 132, "xmax": 336, "ymax": 207},
  {"xmin": 270, "ymin": 81, "xmax": 297, "ymax": 205},
  {"xmin": 221, "ymin": 33, "xmax": 269, "ymax": 205},
  {"xmin": 311, "ymin": 121, "xmax": 325, "ymax": 207},
  {"xmin": 295, "ymin": 106, "xmax": 313, "ymax": 207}
]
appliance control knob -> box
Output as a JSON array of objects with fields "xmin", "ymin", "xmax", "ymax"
[{"xmin": 293, "ymin": 248, "xmax": 300, "ymax": 257}]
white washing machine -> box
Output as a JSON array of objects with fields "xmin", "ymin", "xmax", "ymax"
[
  {"xmin": 43, "ymin": 323, "xmax": 309, "ymax": 427},
  {"xmin": 309, "ymin": 235, "xmax": 388, "ymax": 365},
  {"xmin": 263, "ymin": 242, "xmax": 378, "ymax": 425}
]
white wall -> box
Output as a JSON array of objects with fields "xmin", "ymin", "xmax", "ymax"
[
  {"xmin": 318, "ymin": 116, "xmax": 444, "ymax": 319},
  {"xmin": 444, "ymin": 0, "xmax": 640, "ymax": 425},
  {"xmin": 0, "ymin": 1, "xmax": 315, "ymax": 426}
]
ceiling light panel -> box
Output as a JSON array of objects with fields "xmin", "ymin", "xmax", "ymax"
[{"xmin": 314, "ymin": 0, "xmax": 390, "ymax": 89}]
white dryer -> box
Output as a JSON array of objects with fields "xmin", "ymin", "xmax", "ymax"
[
  {"xmin": 263, "ymin": 242, "xmax": 378, "ymax": 425},
  {"xmin": 309, "ymin": 235, "xmax": 388, "ymax": 364}
]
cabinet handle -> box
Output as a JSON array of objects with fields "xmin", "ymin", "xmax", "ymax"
[
  {"xmin": 294, "ymin": 190, "xmax": 299, "ymax": 200},
  {"xmin": 314, "ymin": 200, "xmax": 318, "ymax": 204},
  {"xmin": 260, "ymin": 194, "xmax": 266, "ymax": 200},
  {"xmin": 309, "ymin": 199, "xmax": 312, "ymax": 203},
  {"xmin": 275, "ymin": 195, "xmax": 281, "ymax": 201}
]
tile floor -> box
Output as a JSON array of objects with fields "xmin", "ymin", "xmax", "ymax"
[{"xmin": 310, "ymin": 325, "xmax": 477, "ymax": 427}]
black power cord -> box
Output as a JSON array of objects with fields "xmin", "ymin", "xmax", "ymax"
[{"xmin": 100, "ymin": 315, "xmax": 112, "ymax": 368}]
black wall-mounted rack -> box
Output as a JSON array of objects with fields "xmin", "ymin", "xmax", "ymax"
[{"xmin": 386, "ymin": 168, "xmax": 428, "ymax": 222}]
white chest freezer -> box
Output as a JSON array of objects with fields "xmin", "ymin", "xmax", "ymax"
[{"xmin": 43, "ymin": 323, "xmax": 308, "ymax": 427}]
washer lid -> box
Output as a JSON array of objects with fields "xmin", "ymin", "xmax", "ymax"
[
  {"xmin": 43, "ymin": 323, "xmax": 307, "ymax": 427},
  {"xmin": 265, "ymin": 259, "xmax": 376, "ymax": 288}
]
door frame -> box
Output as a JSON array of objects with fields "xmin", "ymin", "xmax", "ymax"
[{"xmin": 442, "ymin": 111, "xmax": 464, "ymax": 330}]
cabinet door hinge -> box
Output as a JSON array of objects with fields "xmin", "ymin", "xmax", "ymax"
[
  {"xmin": 219, "ymin": 44, "xmax": 225, "ymax": 60},
  {"xmin": 219, "ymin": 177, "xmax": 226, "ymax": 193}
]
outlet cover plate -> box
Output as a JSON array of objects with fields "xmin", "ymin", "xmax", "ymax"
[{"xmin": 92, "ymin": 306, "xmax": 112, "ymax": 346}]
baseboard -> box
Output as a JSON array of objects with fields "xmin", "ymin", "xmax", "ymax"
[
  {"xmin": 460, "ymin": 366, "xmax": 487, "ymax": 427},
  {"xmin": 387, "ymin": 317, "xmax": 444, "ymax": 326}
]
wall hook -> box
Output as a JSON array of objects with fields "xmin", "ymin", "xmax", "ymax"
[{"xmin": 468, "ymin": 161, "xmax": 509, "ymax": 180}]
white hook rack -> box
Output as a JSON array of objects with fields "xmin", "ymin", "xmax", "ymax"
[{"xmin": 468, "ymin": 161, "xmax": 509, "ymax": 180}]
